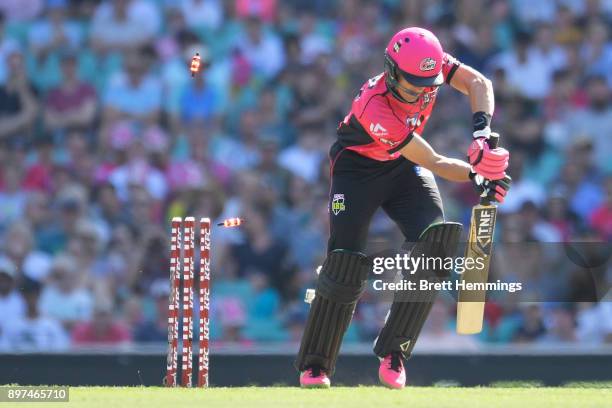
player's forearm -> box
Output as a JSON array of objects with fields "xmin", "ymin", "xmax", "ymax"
[
  {"xmin": 427, "ymin": 156, "xmax": 471, "ymax": 182},
  {"xmin": 450, "ymin": 64, "xmax": 494, "ymax": 116},
  {"xmin": 399, "ymin": 133, "xmax": 470, "ymax": 182},
  {"xmin": 467, "ymin": 75, "xmax": 494, "ymax": 116}
]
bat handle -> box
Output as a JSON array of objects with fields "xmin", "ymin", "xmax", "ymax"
[
  {"xmin": 480, "ymin": 133, "xmax": 500, "ymax": 206},
  {"xmin": 487, "ymin": 133, "xmax": 499, "ymax": 149}
]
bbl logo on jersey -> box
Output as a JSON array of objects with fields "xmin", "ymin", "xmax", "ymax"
[{"xmin": 331, "ymin": 194, "xmax": 346, "ymax": 215}]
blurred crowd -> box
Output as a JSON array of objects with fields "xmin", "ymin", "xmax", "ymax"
[{"xmin": 0, "ymin": 0, "xmax": 611, "ymax": 352}]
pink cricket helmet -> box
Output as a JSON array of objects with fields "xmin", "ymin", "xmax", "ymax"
[{"xmin": 384, "ymin": 27, "xmax": 445, "ymax": 88}]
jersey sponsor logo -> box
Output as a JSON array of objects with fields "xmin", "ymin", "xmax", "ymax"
[
  {"xmin": 331, "ymin": 194, "xmax": 346, "ymax": 215},
  {"xmin": 419, "ymin": 57, "xmax": 436, "ymax": 71},
  {"xmin": 406, "ymin": 114, "xmax": 422, "ymax": 128},
  {"xmin": 369, "ymin": 123, "xmax": 388, "ymax": 137},
  {"xmin": 378, "ymin": 137, "xmax": 398, "ymax": 147}
]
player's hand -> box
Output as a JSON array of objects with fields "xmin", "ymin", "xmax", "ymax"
[
  {"xmin": 467, "ymin": 135, "xmax": 509, "ymax": 180},
  {"xmin": 469, "ymin": 172, "xmax": 512, "ymax": 204}
]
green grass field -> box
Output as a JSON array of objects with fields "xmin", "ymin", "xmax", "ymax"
[{"xmin": 5, "ymin": 385, "xmax": 612, "ymax": 408}]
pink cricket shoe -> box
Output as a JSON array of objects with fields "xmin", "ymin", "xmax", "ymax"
[
  {"xmin": 378, "ymin": 353, "xmax": 406, "ymax": 389},
  {"xmin": 300, "ymin": 366, "xmax": 331, "ymax": 388}
]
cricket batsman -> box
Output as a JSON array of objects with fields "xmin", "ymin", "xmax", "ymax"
[{"xmin": 295, "ymin": 27, "xmax": 512, "ymax": 389}]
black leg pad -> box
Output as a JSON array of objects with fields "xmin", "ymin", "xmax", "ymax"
[
  {"xmin": 295, "ymin": 250, "xmax": 370, "ymax": 374},
  {"xmin": 374, "ymin": 222, "xmax": 462, "ymax": 359}
]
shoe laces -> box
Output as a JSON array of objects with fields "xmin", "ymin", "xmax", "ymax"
[{"xmin": 388, "ymin": 352, "xmax": 402, "ymax": 373}]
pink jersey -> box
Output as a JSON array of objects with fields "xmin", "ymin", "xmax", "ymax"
[{"xmin": 336, "ymin": 53, "xmax": 461, "ymax": 161}]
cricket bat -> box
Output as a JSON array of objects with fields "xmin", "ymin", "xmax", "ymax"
[{"xmin": 456, "ymin": 134, "xmax": 499, "ymax": 334}]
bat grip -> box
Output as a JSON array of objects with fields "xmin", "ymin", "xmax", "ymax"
[
  {"xmin": 479, "ymin": 133, "xmax": 500, "ymax": 206},
  {"xmin": 487, "ymin": 133, "xmax": 499, "ymax": 149}
]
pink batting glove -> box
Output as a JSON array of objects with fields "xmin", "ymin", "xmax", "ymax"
[{"xmin": 467, "ymin": 138, "xmax": 509, "ymax": 180}]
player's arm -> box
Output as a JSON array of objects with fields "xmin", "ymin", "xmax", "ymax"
[
  {"xmin": 444, "ymin": 57, "xmax": 510, "ymax": 182},
  {"xmin": 399, "ymin": 133, "xmax": 471, "ymax": 182},
  {"xmin": 446, "ymin": 61, "xmax": 495, "ymax": 140},
  {"xmin": 448, "ymin": 63, "xmax": 494, "ymax": 131},
  {"xmin": 399, "ymin": 133, "xmax": 511, "ymax": 202}
]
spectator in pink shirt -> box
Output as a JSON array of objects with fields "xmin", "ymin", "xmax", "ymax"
[
  {"xmin": 235, "ymin": 0, "xmax": 277, "ymax": 23},
  {"xmin": 72, "ymin": 302, "xmax": 131, "ymax": 345},
  {"xmin": 589, "ymin": 176, "xmax": 612, "ymax": 240},
  {"xmin": 44, "ymin": 51, "xmax": 97, "ymax": 134},
  {"xmin": 22, "ymin": 137, "xmax": 54, "ymax": 192}
]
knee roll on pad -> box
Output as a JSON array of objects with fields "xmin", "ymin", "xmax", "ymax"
[
  {"xmin": 374, "ymin": 222, "xmax": 462, "ymax": 359},
  {"xmin": 402, "ymin": 221, "xmax": 462, "ymax": 280},
  {"xmin": 295, "ymin": 250, "xmax": 370, "ymax": 374}
]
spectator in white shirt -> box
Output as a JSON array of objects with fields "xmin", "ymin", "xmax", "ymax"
[
  {"xmin": 28, "ymin": 0, "xmax": 82, "ymax": 58},
  {"xmin": 90, "ymin": 0, "xmax": 161, "ymax": 52},
  {"xmin": 580, "ymin": 20, "xmax": 612, "ymax": 86},
  {"xmin": 562, "ymin": 75, "xmax": 612, "ymax": 174},
  {"xmin": 511, "ymin": 0, "xmax": 557, "ymax": 24},
  {"xmin": 103, "ymin": 52, "xmax": 162, "ymax": 125},
  {"xmin": 493, "ymin": 31, "xmax": 558, "ymax": 99},
  {"xmin": 530, "ymin": 23, "xmax": 567, "ymax": 73},
  {"xmin": 179, "ymin": 0, "xmax": 223, "ymax": 32},
  {"xmin": 39, "ymin": 255, "xmax": 93, "ymax": 331},
  {"xmin": 235, "ymin": 15, "xmax": 285, "ymax": 79},
  {"xmin": 2, "ymin": 278, "xmax": 69, "ymax": 351},
  {"xmin": 0, "ymin": 0, "xmax": 43, "ymax": 22},
  {"xmin": 576, "ymin": 302, "xmax": 612, "ymax": 343},
  {"xmin": 278, "ymin": 125, "xmax": 324, "ymax": 184}
]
